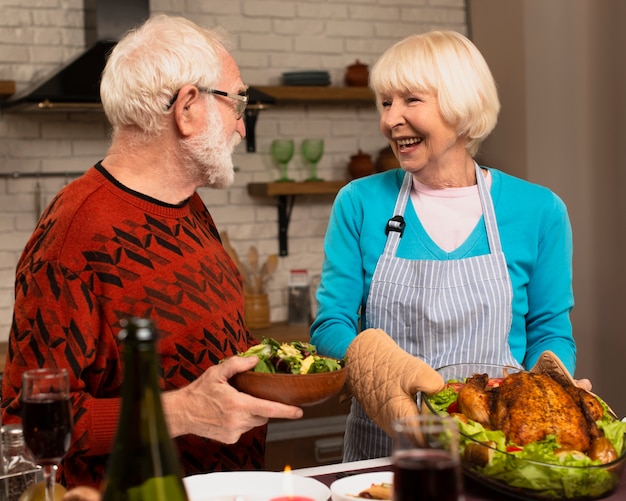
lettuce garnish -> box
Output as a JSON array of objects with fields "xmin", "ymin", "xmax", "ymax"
[
  {"xmin": 237, "ymin": 338, "xmax": 344, "ymax": 374},
  {"xmin": 426, "ymin": 383, "xmax": 626, "ymax": 499}
]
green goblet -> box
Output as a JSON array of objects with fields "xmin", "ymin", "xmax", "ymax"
[
  {"xmin": 301, "ymin": 138, "xmax": 324, "ymax": 181},
  {"xmin": 271, "ymin": 139, "xmax": 295, "ymax": 182}
]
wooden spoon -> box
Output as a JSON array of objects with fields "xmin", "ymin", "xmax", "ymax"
[
  {"xmin": 220, "ymin": 232, "xmax": 252, "ymax": 293},
  {"xmin": 260, "ymin": 254, "xmax": 279, "ymax": 291},
  {"xmin": 248, "ymin": 246, "xmax": 260, "ymax": 292}
]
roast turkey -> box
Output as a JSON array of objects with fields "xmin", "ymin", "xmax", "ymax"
[{"xmin": 456, "ymin": 371, "xmax": 617, "ymax": 463}]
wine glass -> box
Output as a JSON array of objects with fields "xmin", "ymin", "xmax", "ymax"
[
  {"xmin": 301, "ymin": 138, "xmax": 324, "ymax": 181},
  {"xmin": 22, "ymin": 368, "xmax": 73, "ymax": 501},
  {"xmin": 271, "ymin": 139, "xmax": 295, "ymax": 182},
  {"xmin": 392, "ymin": 414, "xmax": 463, "ymax": 501}
]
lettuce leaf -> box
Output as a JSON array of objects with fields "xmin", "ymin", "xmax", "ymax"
[{"xmin": 426, "ymin": 387, "xmax": 626, "ymax": 499}]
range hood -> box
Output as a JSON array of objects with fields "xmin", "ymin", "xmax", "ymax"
[
  {"xmin": 1, "ymin": 0, "xmax": 149, "ymax": 112},
  {"xmin": 1, "ymin": 0, "xmax": 275, "ymax": 114},
  {"xmin": 1, "ymin": 0, "xmax": 275, "ymax": 151}
]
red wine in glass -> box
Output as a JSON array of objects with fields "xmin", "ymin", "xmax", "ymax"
[
  {"xmin": 22, "ymin": 368, "xmax": 73, "ymax": 501},
  {"xmin": 393, "ymin": 449, "xmax": 462, "ymax": 501},
  {"xmin": 22, "ymin": 394, "xmax": 72, "ymax": 464}
]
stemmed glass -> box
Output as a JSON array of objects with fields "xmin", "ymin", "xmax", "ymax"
[
  {"xmin": 271, "ymin": 139, "xmax": 295, "ymax": 182},
  {"xmin": 301, "ymin": 138, "xmax": 324, "ymax": 181},
  {"xmin": 22, "ymin": 368, "xmax": 73, "ymax": 501}
]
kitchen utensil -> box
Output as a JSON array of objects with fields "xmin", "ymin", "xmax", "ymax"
[
  {"xmin": 248, "ymin": 245, "xmax": 259, "ymax": 290},
  {"xmin": 220, "ymin": 232, "xmax": 252, "ymax": 293},
  {"xmin": 259, "ymin": 254, "xmax": 279, "ymax": 292}
]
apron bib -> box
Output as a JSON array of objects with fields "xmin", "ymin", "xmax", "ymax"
[{"xmin": 344, "ymin": 164, "xmax": 521, "ymax": 460}]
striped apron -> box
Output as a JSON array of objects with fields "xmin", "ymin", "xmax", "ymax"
[{"xmin": 344, "ymin": 163, "xmax": 522, "ymax": 460}]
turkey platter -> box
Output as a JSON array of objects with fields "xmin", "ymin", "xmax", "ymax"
[{"xmin": 423, "ymin": 363, "xmax": 626, "ymax": 500}]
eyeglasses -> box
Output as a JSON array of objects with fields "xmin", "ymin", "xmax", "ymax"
[{"xmin": 166, "ymin": 86, "xmax": 249, "ymax": 118}]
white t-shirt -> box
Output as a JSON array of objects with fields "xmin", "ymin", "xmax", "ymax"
[{"xmin": 410, "ymin": 170, "xmax": 493, "ymax": 252}]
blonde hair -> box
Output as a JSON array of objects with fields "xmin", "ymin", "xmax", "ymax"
[
  {"xmin": 100, "ymin": 14, "xmax": 230, "ymax": 136},
  {"xmin": 369, "ymin": 30, "xmax": 500, "ymax": 156}
]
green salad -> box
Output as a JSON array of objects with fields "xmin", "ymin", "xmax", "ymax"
[
  {"xmin": 426, "ymin": 382, "xmax": 626, "ymax": 499},
  {"xmin": 237, "ymin": 337, "xmax": 344, "ymax": 374}
]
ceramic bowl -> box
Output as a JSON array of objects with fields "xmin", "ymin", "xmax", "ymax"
[
  {"xmin": 184, "ymin": 471, "xmax": 330, "ymax": 501},
  {"xmin": 230, "ymin": 366, "xmax": 347, "ymax": 406},
  {"xmin": 422, "ymin": 363, "xmax": 626, "ymax": 500}
]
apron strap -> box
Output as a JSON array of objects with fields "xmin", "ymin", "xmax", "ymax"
[
  {"xmin": 383, "ymin": 164, "xmax": 502, "ymax": 255},
  {"xmin": 382, "ymin": 172, "xmax": 412, "ymax": 256},
  {"xmin": 475, "ymin": 162, "xmax": 502, "ymax": 254}
]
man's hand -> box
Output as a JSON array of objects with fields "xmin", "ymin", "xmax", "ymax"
[{"xmin": 162, "ymin": 355, "xmax": 303, "ymax": 443}]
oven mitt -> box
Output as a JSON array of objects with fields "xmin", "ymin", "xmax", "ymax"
[
  {"xmin": 529, "ymin": 350, "xmax": 614, "ymax": 416},
  {"xmin": 529, "ymin": 350, "xmax": 576, "ymax": 386},
  {"xmin": 345, "ymin": 328, "xmax": 444, "ymax": 437}
]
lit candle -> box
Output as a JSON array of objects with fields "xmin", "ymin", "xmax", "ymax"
[{"xmin": 269, "ymin": 465, "xmax": 316, "ymax": 501}]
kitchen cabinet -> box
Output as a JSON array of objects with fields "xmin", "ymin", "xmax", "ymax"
[
  {"xmin": 264, "ymin": 392, "xmax": 349, "ymax": 471},
  {"xmin": 247, "ymin": 181, "xmax": 346, "ymax": 256}
]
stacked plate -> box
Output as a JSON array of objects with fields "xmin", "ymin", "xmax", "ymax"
[{"xmin": 282, "ymin": 70, "xmax": 331, "ymax": 86}]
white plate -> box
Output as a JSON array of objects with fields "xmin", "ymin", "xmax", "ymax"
[
  {"xmin": 184, "ymin": 471, "xmax": 331, "ymax": 501},
  {"xmin": 330, "ymin": 472, "xmax": 393, "ymax": 501}
]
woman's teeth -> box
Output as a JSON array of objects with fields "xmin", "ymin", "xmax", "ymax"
[{"xmin": 397, "ymin": 137, "xmax": 422, "ymax": 149}]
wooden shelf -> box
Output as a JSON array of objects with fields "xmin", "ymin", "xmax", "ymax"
[
  {"xmin": 248, "ymin": 181, "xmax": 346, "ymax": 256},
  {"xmin": 248, "ymin": 180, "xmax": 346, "ymax": 197},
  {"xmin": 253, "ymin": 85, "xmax": 374, "ymax": 104},
  {"xmin": 250, "ymin": 322, "xmax": 310, "ymax": 343},
  {"xmin": 0, "ymin": 80, "xmax": 15, "ymax": 99}
]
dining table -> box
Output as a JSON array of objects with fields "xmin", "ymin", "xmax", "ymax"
[{"xmin": 294, "ymin": 456, "xmax": 626, "ymax": 500}]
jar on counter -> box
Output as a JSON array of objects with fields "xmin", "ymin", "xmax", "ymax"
[
  {"xmin": 288, "ymin": 269, "xmax": 311, "ymax": 325},
  {"xmin": 1, "ymin": 424, "xmax": 41, "ymax": 500}
]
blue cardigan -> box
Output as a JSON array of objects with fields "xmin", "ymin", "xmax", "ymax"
[{"xmin": 310, "ymin": 167, "xmax": 577, "ymax": 374}]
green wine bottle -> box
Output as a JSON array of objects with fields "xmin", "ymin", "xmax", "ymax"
[{"xmin": 101, "ymin": 317, "xmax": 189, "ymax": 501}]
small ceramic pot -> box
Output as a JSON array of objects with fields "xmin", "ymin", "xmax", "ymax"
[
  {"xmin": 348, "ymin": 150, "xmax": 375, "ymax": 179},
  {"xmin": 344, "ymin": 60, "xmax": 369, "ymax": 87}
]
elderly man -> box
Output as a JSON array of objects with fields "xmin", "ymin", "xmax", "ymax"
[{"xmin": 2, "ymin": 14, "xmax": 302, "ymax": 490}]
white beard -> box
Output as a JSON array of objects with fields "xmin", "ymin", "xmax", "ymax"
[{"xmin": 180, "ymin": 104, "xmax": 240, "ymax": 189}]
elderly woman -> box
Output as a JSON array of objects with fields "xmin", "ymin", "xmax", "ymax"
[{"xmin": 310, "ymin": 30, "xmax": 580, "ymax": 460}]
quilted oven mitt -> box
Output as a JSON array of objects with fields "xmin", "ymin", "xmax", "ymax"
[
  {"xmin": 529, "ymin": 350, "xmax": 576, "ymax": 386},
  {"xmin": 346, "ymin": 328, "xmax": 444, "ymax": 437}
]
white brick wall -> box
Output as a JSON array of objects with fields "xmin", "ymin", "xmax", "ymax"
[{"xmin": 0, "ymin": 0, "xmax": 466, "ymax": 341}]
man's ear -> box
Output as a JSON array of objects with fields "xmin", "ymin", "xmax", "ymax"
[{"xmin": 172, "ymin": 85, "xmax": 203, "ymax": 137}]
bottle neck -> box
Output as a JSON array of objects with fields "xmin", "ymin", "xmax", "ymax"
[{"xmin": 119, "ymin": 340, "xmax": 166, "ymax": 426}]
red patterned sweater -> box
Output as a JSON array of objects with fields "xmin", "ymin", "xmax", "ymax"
[{"xmin": 1, "ymin": 163, "xmax": 265, "ymax": 489}]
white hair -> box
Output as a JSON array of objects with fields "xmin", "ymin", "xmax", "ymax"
[{"xmin": 100, "ymin": 14, "xmax": 231, "ymax": 137}]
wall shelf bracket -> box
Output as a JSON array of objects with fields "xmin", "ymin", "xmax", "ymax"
[
  {"xmin": 247, "ymin": 181, "xmax": 347, "ymax": 257},
  {"xmin": 277, "ymin": 194, "xmax": 296, "ymax": 256}
]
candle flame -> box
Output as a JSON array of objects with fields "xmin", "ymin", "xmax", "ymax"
[{"xmin": 283, "ymin": 465, "xmax": 294, "ymax": 496}]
